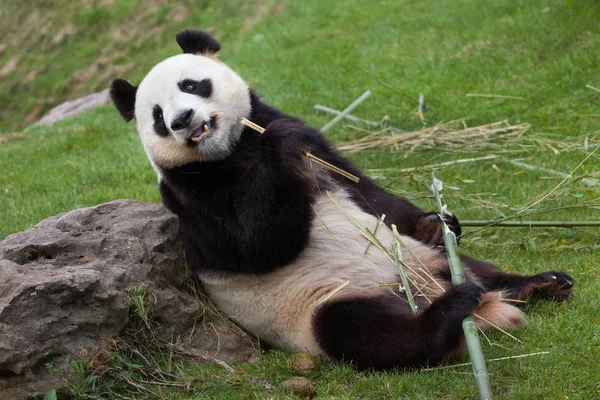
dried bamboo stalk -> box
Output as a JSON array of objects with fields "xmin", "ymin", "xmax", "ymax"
[
  {"xmin": 502, "ymin": 158, "xmax": 598, "ymax": 187},
  {"xmin": 466, "ymin": 93, "xmax": 527, "ymax": 101},
  {"xmin": 422, "ymin": 351, "xmax": 550, "ymax": 371},
  {"xmin": 239, "ymin": 118, "xmax": 360, "ymax": 183},
  {"xmin": 364, "ymin": 214, "xmax": 385, "ymax": 255},
  {"xmin": 312, "ymin": 280, "xmax": 351, "ymax": 307},
  {"xmin": 240, "ymin": 118, "xmax": 265, "ymax": 133},
  {"xmin": 306, "ymin": 152, "xmax": 360, "ymax": 183}
]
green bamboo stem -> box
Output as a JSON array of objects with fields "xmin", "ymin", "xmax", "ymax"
[
  {"xmin": 364, "ymin": 214, "xmax": 385, "ymax": 256},
  {"xmin": 431, "ymin": 172, "xmax": 493, "ymax": 400},
  {"xmin": 391, "ymin": 224, "xmax": 419, "ymax": 314},
  {"xmin": 461, "ymin": 220, "xmax": 600, "ymax": 228}
]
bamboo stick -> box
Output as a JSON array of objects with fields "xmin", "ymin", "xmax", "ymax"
[
  {"xmin": 240, "ymin": 118, "xmax": 360, "ymax": 183},
  {"xmin": 466, "ymin": 93, "xmax": 527, "ymax": 101},
  {"xmin": 305, "ymin": 152, "xmax": 360, "ymax": 183},
  {"xmin": 240, "ymin": 118, "xmax": 265, "ymax": 133},
  {"xmin": 364, "ymin": 214, "xmax": 385, "ymax": 255},
  {"xmin": 464, "ymin": 146, "xmax": 600, "ymax": 237},
  {"xmin": 391, "ymin": 224, "xmax": 418, "ymax": 314},
  {"xmin": 461, "ymin": 220, "xmax": 600, "ymax": 228},
  {"xmin": 431, "ymin": 172, "xmax": 492, "ymax": 400},
  {"xmin": 314, "ymin": 105, "xmax": 384, "ymax": 129},
  {"xmin": 320, "ymin": 90, "xmax": 372, "ymax": 133},
  {"xmin": 502, "ymin": 158, "xmax": 598, "ymax": 187},
  {"xmin": 312, "ymin": 280, "xmax": 351, "ymax": 307},
  {"xmin": 586, "ymin": 84, "xmax": 600, "ymax": 93},
  {"xmin": 422, "ymin": 351, "xmax": 550, "ymax": 371}
]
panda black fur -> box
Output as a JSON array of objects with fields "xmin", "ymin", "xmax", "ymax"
[{"xmin": 110, "ymin": 29, "xmax": 574, "ymax": 370}]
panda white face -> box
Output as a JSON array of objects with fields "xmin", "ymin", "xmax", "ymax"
[{"xmin": 135, "ymin": 53, "xmax": 251, "ymax": 168}]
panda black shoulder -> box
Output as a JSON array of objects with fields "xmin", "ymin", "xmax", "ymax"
[{"xmin": 247, "ymin": 88, "xmax": 303, "ymax": 130}]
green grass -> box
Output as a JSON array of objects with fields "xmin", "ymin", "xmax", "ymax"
[{"xmin": 2, "ymin": 0, "xmax": 600, "ymax": 399}]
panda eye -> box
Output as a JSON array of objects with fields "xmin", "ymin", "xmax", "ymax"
[
  {"xmin": 179, "ymin": 79, "xmax": 213, "ymax": 98},
  {"xmin": 153, "ymin": 106, "xmax": 163, "ymax": 121},
  {"xmin": 152, "ymin": 105, "xmax": 169, "ymax": 137}
]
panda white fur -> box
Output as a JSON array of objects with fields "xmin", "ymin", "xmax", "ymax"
[{"xmin": 110, "ymin": 30, "xmax": 574, "ymax": 370}]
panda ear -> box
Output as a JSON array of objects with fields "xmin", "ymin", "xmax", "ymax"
[
  {"xmin": 176, "ymin": 30, "xmax": 221, "ymax": 55},
  {"xmin": 110, "ymin": 78, "xmax": 138, "ymax": 122}
]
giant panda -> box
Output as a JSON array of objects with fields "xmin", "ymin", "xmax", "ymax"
[{"xmin": 109, "ymin": 30, "xmax": 574, "ymax": 370}]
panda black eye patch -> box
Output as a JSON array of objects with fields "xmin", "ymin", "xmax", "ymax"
[
  {"xmin": 152, "ymin": 105, "xmax": 169, "ymax": 137},
  {"xmin": 179, "ymin": 78, "xmax": 213, "ymax": 98}
]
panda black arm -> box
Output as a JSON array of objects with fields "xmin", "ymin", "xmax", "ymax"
[
  {"xmin": 295, "ymin": 129, "xmax": 461, "ymax": 243},
  {"xmin": 172, "ymin": 119, "xmax": 317, "ymax": 275},
  {"xmin": 222, "ymin": 119, "xmax": 317, "ymax": 268}
]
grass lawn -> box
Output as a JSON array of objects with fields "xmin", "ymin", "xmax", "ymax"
[{"xmin": 1, "ymin": 0, "xmax": 599, "ymax": 398}]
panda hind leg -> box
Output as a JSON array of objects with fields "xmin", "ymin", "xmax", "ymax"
[
  {"xmin": 460, "ymin": 255, "xmax": 574, "ymax": 303},
  {"xmin": 312, "ymin": 282, "xmax": 484, "ymax": 370}
]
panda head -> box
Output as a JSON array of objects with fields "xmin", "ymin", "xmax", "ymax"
[{"xmin": 110, "ymin": 30, "xmax": 251, "ymax": 169}]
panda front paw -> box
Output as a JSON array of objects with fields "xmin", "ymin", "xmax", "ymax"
[
  {"xmin": 513, "ymin": 271, "xmax": 575, "ymax": 302},
  {"xmin": 447, "ymin": 282, "xmax": 485, "ymax": 314},
  {"xmin": 414, "ymin": 212, "xmax": 462, "ymax": 247},
  {"xmin": 425, "ymin": 282, "xmax": 484, "ymax": 331}
]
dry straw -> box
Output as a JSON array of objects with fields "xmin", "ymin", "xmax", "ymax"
[{"xmin": 337, "ymin": 119, "xmax": 528, "ymax": 155}]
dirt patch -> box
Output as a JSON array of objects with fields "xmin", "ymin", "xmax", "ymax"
[
  {"xmin": 170, "ymin": 5, "xmax": 188, "ymax": 23},
  {"xmin": 274, "ymin": 0, "xmax": 288, "ymax": 15},
  {"xmin": 51, "ymin": 24, "xmax": 76, "ymax": 45},
  {"xmin": 241, "ymin": 1, "xmax": 274, "ymax": 35},
  {"xmin": 0, "ymin": 132, "xmax": 23, "ymax": 145}
]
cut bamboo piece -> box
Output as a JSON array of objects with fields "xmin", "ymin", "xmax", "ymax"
[
  {"xmin": 240, "ymin": 118, "xmax": 360, "ymax": 183},
  {"xmin": 240, "ymin": 118, "xmax": 265, "ymax": 133},
  {"xmin": 305, "ymin": 152, "xmax": 360, "ymax": 183}
]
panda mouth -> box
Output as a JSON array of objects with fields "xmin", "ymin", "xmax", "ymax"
[{"xmin": 188, "ymin": 116, "xmax": 217, "ymax": 146}]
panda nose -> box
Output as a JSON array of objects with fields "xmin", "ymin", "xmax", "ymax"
[{"xmin": 170, "ymin": 109, "xmax": 195, "ymax": 131}]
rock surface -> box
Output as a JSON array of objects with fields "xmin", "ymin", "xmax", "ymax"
[
  {"xmin": 35, "ymin": 89, "xmax": 110, "ymax": 126},
  {"xmin": 0, "ymin": 200, "xmax": 255, "ymax": 399}
]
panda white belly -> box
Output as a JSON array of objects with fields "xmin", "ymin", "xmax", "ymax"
[{"xmin": 199, "ymin": 188, "xmax": 447, "ymax": 355}]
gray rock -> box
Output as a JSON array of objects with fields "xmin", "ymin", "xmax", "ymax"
[
  {"xmin": 35, "ymin": 89, "xmax": 110, "ymax": 126},
  {"xmin": 0, "ymin": 200, "xmax": 255, "ymax": 399}
]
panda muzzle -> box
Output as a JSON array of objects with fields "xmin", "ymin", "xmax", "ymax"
[{"xmin": 189, "ymin": 120, "xmax": 212, "ymax": 143}]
